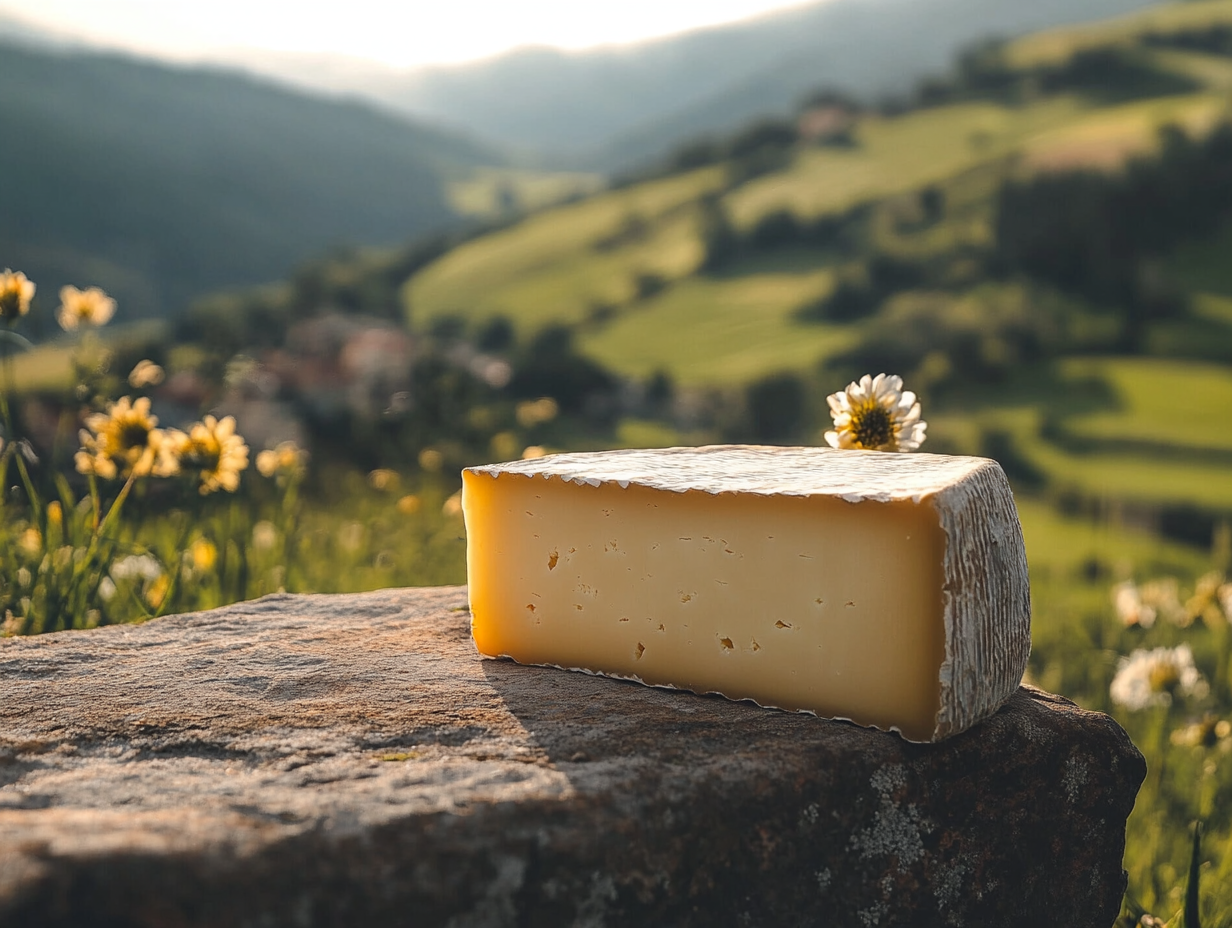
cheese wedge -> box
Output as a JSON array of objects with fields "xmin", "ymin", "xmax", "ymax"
[{"xmin": 462, "ymin": 445, "xmax": 1030, "ymax": 741}]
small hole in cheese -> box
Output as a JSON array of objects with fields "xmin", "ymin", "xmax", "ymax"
[
  {"xmin": 719, "ymin": 637, "xmax": 734, "ymax": 650},
  {"xmin": 775, "ymin": 620, "xmax": 792, "ymax": 629},
  {"xmin": 547, "ymin": 551, "xmax": 559, "ymax": 570},
  {"xmin": 635, "ymin": 642, "xmax": 645, "ymax": 660}
]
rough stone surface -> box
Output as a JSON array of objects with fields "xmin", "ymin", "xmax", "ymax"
[{"xmin": 0, "ymin": 586, "xmax": 1145, "ymax": 928}]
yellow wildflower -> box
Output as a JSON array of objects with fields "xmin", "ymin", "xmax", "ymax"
[
  {"xmin": 1186, "ymin": 571, "xmax": 1227, "ymax": 626},
  {"xmin": 17, "ymin": 527, "xmax": 42, "ymax": 557},
  {"xmin": 516, "ymin": 397, "xmax": 559, "ymax": 428},
  {"xmin": 175, "ymin": 415, "xmax": 248, "ymax": 494},
  {"xmin": 57, "ymin": 285, "xmax": 116, "ymax": 330},
  {"xmin": 190, "ymin": 538, "xmax": 218, "ymax": 571},
  {"xmin": 75, "ymin": 396, "xmax": 179, "ymax": 480},
  {"xmin": 128, "ymin": 360, "xmax": 165, "ymax": 388},
  {"xmin": 490, "ymin": 431, "xmax": 518, "ymax": 460},
  {"xmin": 824, "ymin": 373, "xmax": 927, "ymax": 452},
  {"xmin": 418, "ymin": 448, "xmax": 444, "ymax": 472},
  {"xmin": 144, "ymin": 572, "xmax": 170, "ymax": 609},
  {"xmin": 0, "ymin": 269, "xmax": 35, "ymax": 321},
  {"xmin": 256, "ymin": 441, "xmax": 306, "ymax": 478},
  {"xmin": 1171, "ymin": 714, "xmax": 1232, "ymax": 750},
  {"xmin": 368, "ymin": 469, "xmax": 398, "ymax": 491}
]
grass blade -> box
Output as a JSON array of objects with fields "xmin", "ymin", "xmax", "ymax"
[{"xmin": 1185, "ymin": 821, "xmax": 1201, "ymax": 928}]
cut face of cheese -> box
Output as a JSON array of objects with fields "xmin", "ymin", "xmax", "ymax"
[{"xmin": 462, "ymin": 445, "xmax": 1031, "ymax": 742}]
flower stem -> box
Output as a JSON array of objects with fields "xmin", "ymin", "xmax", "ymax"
[{"xmin": 65, "ymin": 472, "xmax": 137, "ymax": 622}]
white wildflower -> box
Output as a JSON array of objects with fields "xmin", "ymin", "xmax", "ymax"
[
  {"xmin": 252, "ymin": 521, "xmax": 278, "ymax": 552},
  {"xmin": 1111, "ymin": 581, "xmax": 1155, "ymax": 628},
  {"xmin": 1140, "ymin": 577, "xmax": 1187, "ymax": 627},
  {"xmin": 110, "ymin": 553, "xmax": 163, "ymax": 582},
  {"xmin": 824, "ymin": 373, "xmax": 926, "ymax": 452},
  {"xmin": 1110, "ymin": 644, "xmax": 1209, "ymax": 711}
]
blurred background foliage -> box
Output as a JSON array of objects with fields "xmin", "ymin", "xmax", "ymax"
[{"xmin": 4, "ymin": 0, "xmax": 1232, "ymax": 921}]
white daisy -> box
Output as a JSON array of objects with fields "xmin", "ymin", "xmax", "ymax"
[
  {"xmin": 824, "ymin": 373, "xmax": 926, "ymax": 452},
  {"xmin": 1109, "ymin": 644, "xmax": 1209, "ymax": 711}
]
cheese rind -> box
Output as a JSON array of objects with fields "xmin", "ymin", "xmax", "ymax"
[{"xmin": 462, "ymin": 445, "xmax": 1030, "ymax": 741}]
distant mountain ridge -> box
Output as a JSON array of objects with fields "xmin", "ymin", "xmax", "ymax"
[
  {"xmin": 224, "ymin": 0, "xmax": 1163, "ymax": 170},
  {"xmin": 0, "ymin": 40, "xmax": 502, "ymax": 323}
]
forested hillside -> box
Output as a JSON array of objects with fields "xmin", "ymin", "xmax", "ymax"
[{"xmin": 0, "ymin": 41, "xmax": 502, "ymax": 324}]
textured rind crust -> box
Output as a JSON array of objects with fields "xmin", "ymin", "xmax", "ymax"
[
  {"xmin": 932, "ymin": 459, "xmax": 1031, "ymax": 740},
  {"xmin": 467, "ymin": 444, "xmax": 990, "ymax": 502},
  {"xmin": 465, "ymin": 445, "xmax": 1032, "ymax": 742}
]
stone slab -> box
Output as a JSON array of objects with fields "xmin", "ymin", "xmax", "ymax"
[{"xmin": 0, "ymin": 586, "xmax": 1145, "ymax": 927}]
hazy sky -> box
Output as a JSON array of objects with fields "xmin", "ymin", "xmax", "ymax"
[{"xmin": 0, "ymin": 0, "xmax": 819, "ymax": 68}]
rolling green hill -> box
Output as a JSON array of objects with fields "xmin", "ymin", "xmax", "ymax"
[
  {"xmin": 390, "ymin": 0, "xmax": 1232, "ymax": 529},
  {"xmin": 150, "ymin": 0, "xmax": 1232, "ymax": 543},
  {"xmin": 0, "ymin": 41, "xmax": 506, "ymax": 324}
]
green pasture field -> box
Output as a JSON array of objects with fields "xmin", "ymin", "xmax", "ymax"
[
  {"xmin": 1150, "ymin": 46, "xmax": 1232, "ymax": 92},
  {"xmin": 1058, "ymin": 357, "xmax": 1232, "ymax": 452},
  {"xmin": 446, "ymin": 167, "xmax": 605, "ymax": 219},
  {"xmin": 578, "ymin": 254, "xmax": 853, "ymax": 385},
  {"xmin": 406, "ymin": 79, "xmax": 1229, "ymax": 396},
  {"xmin": 406, "ymin": 167, "xmax": 722, "ymax": 332},
  {"xmin": 1005, "ymin": 0, "xmax": 1232, "ymax": 70},
  {"xmin": 927, "ymin": 357, "xmax": 1232, "ymax": 511},
  {"xmin": 725, "ymin": 98, "xmax": 1084, "ymax": 227}
]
